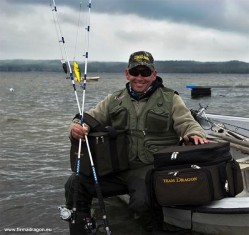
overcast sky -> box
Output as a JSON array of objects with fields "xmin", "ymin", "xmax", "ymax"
[{"xmin": 1, "ymin": 0, "xmax": 249, "ymax": 62}]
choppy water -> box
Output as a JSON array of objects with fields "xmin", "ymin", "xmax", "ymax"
[{"xmin": 0, "ymin": 72, "xmax": 249, "ymax": 235}]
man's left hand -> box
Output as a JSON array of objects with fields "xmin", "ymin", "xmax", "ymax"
[{"xmin": 183, "ymin": 135, "xmax": 209, "ymax": 145}]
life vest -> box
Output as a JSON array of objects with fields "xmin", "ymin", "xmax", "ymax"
[{"xmin": 108, "ymin": 87, "xmax": 179, "ymax": 164}]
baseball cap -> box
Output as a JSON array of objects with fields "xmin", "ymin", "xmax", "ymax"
[{"xmin": 128, "ymin": 51, "xmax": 155, "ymax": 71}]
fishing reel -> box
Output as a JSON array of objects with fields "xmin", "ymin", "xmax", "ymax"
[
  {"xmin": 58, "ymin": 206, "xmax": 73, "ymax": 221},
  {"xmin": 191, "ymin": 104, "xmax": 212, "ymax": 130},
  {"xmin": 83, "ymin": 217, "xmax": 97, "ymax": 234},
  {"xmin": 58, "ymin": 206, "xmax": 97, "ymax": 233}
]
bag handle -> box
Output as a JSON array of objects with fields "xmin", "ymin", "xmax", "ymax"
[
  {"xmin": 73, "ymin": 112, "xmax": 107, "ymax": 132},
  {"xmin": 73, "ymin": 113, "xmax": 119, "ymax": 139}
]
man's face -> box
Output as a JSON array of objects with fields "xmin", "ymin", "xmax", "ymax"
[{"xmin": 125, "ymin": 66, "xmax": 157, "ymax": 93}]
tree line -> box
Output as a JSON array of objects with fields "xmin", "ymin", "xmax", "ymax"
[{"xmin": 1, "ymin": 59, "xmax": 249, "ymax": 73}]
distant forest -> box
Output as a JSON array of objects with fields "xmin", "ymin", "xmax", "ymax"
[{"xmin": 1, "ymin": 59, "xmax": 249, "ymax": 73}]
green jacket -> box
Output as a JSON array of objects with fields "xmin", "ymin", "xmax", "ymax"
[
  {"xmin": 108, "ymin": 87, "xmax": 179, "ymax": 163},
  {"xmin": 70, "ymin": 83, "xmax": 206, "ymax": 164}
]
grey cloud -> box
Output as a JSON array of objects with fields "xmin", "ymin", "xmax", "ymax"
[{"xmin": 6, "ymin": 0, "xmax": 249, "ymax": 35}]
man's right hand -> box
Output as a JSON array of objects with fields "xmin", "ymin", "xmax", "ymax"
[{"xmin": 71, "ymin": 124, "xmax": 89, "ymax": 140}]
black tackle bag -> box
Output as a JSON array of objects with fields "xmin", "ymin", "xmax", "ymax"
[
  {"xmin": 147, "ymin": 142, "xmax": 243, "ymax": 207},
  {"xmin": 70, "ymin": 113, "xmax": 129, "ymax": 176}
]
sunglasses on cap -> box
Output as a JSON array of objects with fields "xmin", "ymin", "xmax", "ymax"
[{"xmin": 128, "ymin": 68, "xmax": 152, "ymax": 77}]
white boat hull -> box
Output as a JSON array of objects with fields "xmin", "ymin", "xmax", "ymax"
[
  {"xmin": 206, "ymin": 113, "xmax": 249, "ymax": 138},
  {"xmin": 163, "ymin": 202, "xmax": 249, "ymax": 235}
]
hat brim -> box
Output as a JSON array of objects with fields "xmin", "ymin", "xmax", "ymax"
[{"xmin": 128, "ymin": 62, "xmax": 154, "ymax": 71}]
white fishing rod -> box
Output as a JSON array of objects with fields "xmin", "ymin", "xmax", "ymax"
[
  {"xmin": 51, "ymin": 0, "xmax": 84, "ymax": 225},
  {"xmin": 50, "ymin": 0, "xmax": 85, "ymax": 224},
  {"xmin": 51, "ymin": 1, "xmax": 111, "ymax": 234},
  {"xmin": 79, "ymin": 1, "xmax": 111, "ymax": 234}
]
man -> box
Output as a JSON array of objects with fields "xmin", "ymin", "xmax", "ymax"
[{"xmin": 66, "ymin": 51, "xmax": 208, "ymax": 234}]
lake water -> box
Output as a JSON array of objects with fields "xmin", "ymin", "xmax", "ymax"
[{"xmin": 0, "ymin": 72, "xmax": 249, "ymax": 235}]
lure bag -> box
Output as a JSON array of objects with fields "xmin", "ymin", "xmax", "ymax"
[
  {"xmin": 147, "ymin": 142, "xmax": 243, "ymax": 206},
  {"xmin": 70, "ymin": 113, "xmax": 129, "ymax": 176}
]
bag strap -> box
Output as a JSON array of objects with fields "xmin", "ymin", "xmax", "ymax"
[
  {"xmin": 145, "ymin": 169, "xmax": 160, "ymax": 213},
  {"xmin": 73, "ymin": 112, "xmax": 107, "ymax": 132},
  {"xmin": 232, "ymin": 159, "xmax": 238, "ymax": 195},
  {"xmin": 218, "ymin": 163, "xmax": 228, "ymax": 197},
  {"xmin": 109, "ymin": 138, "xmax": 120, "ymax": 172}
]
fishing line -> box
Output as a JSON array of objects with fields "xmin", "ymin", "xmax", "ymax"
[
  {"xmin": 50, "ymin": 0, "xmax": 81, "ymax": 114},
  {"xmin": 73, "ymin": 2, "xmax": 83, "ymax": 61},
  {"xmin": 50, "ymin": 2, "xmax": 65, "ymax": 64},
  {"xmin": 210, "ymin": 118, "xmax": 249, "ymax": 134}
]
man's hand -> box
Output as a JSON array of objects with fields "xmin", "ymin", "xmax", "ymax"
[
  {"xmin": 71, "ymin": 124, "xmax": 89, "ymax": 140},
  {"xmin": 183, "ymin": 135, "xmax": 209, "ymax": 145}
]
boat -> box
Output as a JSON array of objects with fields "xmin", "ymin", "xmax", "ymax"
[
  {"xmin": 72, "ymin": 76, "xmax": 99, "ymax": 82},
  {"xmin": 119, "ymin": 107, "xmax": 249, "ymax": 235},
  {"xmin": 86, "ymin": 76, "xmax": 100, "ymax": 82},
  {"xmin": 162, "ymin": 107, "xmax": 249, "ymax": 235},
  {"xmin": 71, "ymin": 76, "xmax": 100, "ymax": 82}
]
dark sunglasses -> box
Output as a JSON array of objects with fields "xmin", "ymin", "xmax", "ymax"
[{"xmin": 129, "ymin": 68, "xmax": 152, "ymax": 77}]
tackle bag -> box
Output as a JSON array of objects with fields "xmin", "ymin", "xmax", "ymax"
[
  {"xmin": 147, "ymin": 142, "xmax": 243, "ymax": 206},
  {"xmin": 70, "ymin": 113, "xmax": 129, "ymax": 176}
]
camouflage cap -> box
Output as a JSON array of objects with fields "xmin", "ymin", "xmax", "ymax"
[{"xmin": 128, "ymin": 51, "xmax": 154, "ymax": 71}]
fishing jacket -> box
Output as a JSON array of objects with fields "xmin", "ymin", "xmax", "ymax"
[
  {"xmin": 70, "ymin": 77, "xmax": 206, "ymax": 164},
  {"xmin": 108, "ymin": 87, "xmax": 179, "ymax": 163}
]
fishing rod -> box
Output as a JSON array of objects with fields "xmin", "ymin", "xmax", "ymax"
[
  {"xmin": 77, "ymin": 1, "xmax": 111, "ymax": 234},
  {"xmin": 51, "ymin": 1, "xmax": 111, "ymax": 234},
  {"xmin": 50, "ymin": 0, "xmax": 85, "ymax": 226}
]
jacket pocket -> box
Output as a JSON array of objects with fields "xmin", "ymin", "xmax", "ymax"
[
  {"xmin": 109, "ymin": 106, "xmax": 128, "ymax": 129},
  {"xmin": 145, "ymin": 110, "xmax": 169, "ymax": 133}
]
